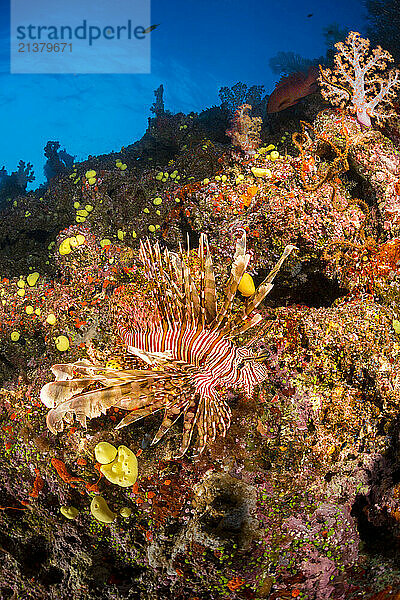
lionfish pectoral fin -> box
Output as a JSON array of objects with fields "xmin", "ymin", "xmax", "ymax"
[
  {"xmin": 115, "ymin": 402, "xmax": 164, "ymax": 429},
  {"xmin": 176, "ymin": 397, "xmax": 199, "ymax": 456},
  {"xmin": 151, "ymin": 399, "xmax": 190, "ymax": 446}
]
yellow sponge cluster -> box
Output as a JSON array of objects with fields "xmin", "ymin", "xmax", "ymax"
[
  {"xmin": 94, "ymin": 442, "xmax": 138, "ymax": 487},
  {"xmin": 59, "ymin": 234, "xmax": 86, "ymax": 255},
  {"xmin": 85, "ymin": 169, "xmax": 97, "ymax": 185}
]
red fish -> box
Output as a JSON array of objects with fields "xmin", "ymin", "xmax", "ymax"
[{"xmin": 267, "ymin": 65, "xmax": 319, "ymax": 113}]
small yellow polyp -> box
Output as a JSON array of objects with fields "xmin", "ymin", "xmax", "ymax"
[
  {"xmin": 100, "ymin": 445, "xmax": 138, "ymax": 487},
  {"xmin": 10, "ymin": 331, "xmax": 20, "ymax": 342},
  {"xmin": 46, "ymin": 313, "xmax": 57, "ymax": 325},
  {"xmin": 251, "ymin": 167, "xmax": 271, "ymax": 178},
  {"xmin": 94, "ymin": 441, "xmax": 117, "ymax": 465},
  {"xmin": 27, "ymin": 272, "xmax": 39, "ymax": 287},
  {"xmin": 60, "ymin": 506, "xmax": 79, "ymax": 520},
  {"xmin": 59, "ymin": 239, "xmax": 72, "ymax": 255},
  {"xmin": 238, "ymin": 273, "xmax": 256, "ymax": 297},
  {"xmin": 55, "ymin": 335, "xmax": 70, "ymax": 352},
  {"xmin": 90, "ymin": 496, "xmax": 116, "ymax": 523},
  {"xmin": 75, "ymin": 234, "xmax": 86, "ymax": 245}
]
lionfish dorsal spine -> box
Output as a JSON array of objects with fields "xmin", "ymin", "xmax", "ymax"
[
  {"xmin": 203, "ymin": 237, "xmax": 217, "ymax": 324},
  {"xmin": 209, "ymin": 233, "xmax": 251, "ymax": 332}
]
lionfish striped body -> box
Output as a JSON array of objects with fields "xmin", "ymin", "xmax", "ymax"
[{"xmin": 41, "ymin": 233, "xmax": 295, "ymax": 455}]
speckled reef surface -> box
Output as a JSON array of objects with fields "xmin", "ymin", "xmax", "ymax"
[{"xmin": 3, "ymin": 32, "xmax": 400, "ymax": 600}]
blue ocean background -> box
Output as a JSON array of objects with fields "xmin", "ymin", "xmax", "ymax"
[{"xmin": 0, "ymin": 0, "xmax": 366, "ymax": 187}]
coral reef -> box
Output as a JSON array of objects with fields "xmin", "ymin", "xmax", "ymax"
[{"xmin": 2, "ymin": 33, "xmax": 400, "ymax": 600}]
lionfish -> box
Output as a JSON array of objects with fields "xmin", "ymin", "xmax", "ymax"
[{"xmin": 40, "ymin": 233, "xmax": 295, "ymax": 455}]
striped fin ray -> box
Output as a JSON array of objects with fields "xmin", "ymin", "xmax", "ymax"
[
  {"xmin": 210, "ymin": 232, "xmax": 250, "ymax": 331},
  {"xmin": 197, "ymin": 234, "xmax": 206, "ymax": 329},
  {"xmin": 179, "ymin": 241, "xmax": 200, "ymax": 327},
  {"xmin": 139, "ymin": 240, "xmax": 173, "ymax": 327},
  {"xmin": 163, "ymin": 247, "xmax": 186, "ymax": 321},
  {"xmin": 153, "ymin": 242, "xmax": 176, "ymax": 327},
  {"xmin": 204, "ymin": 237, "xmax": 217, "ymax": 324},
  {"xmin": 150, "ymin": 396, "xmax": 191, "ymax": 445},
  {"xmin": 229, "ymin": 244, "xmax": 296, "ymax": 331},
  {"xmin": 227, "ymin": 312, "xmax": 263, "ymax": 338},
  {"xmin": 178, "ymin": 397, "xmax": 199, "ymax": 456},
  {"xmin": 114, "ymin": 398, "xmax": 166, "ymax": 429}
]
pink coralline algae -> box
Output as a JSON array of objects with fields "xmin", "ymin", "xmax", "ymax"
[{"xmin": 319, "ymin": 31, "xmax": 400, "ymax": 127}]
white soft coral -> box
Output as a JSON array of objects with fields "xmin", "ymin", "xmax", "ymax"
[{"xmin": 319, "ymin": 31, "xmax": 400, "ymax": 127}]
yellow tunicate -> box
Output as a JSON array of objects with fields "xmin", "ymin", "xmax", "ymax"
[
  {"xmin": 100, "ymin": 239, "xmax": 112, "ymax": 248},
  {"xmin": 148, "ymin": 225, "xmax": 156, "ymax": 232},
  {"xmin": 266, "ymin": 144, "xmax": 275, "ymax": 151},
  {"xmin": 60, "ymin": 506, "xmax": 79, "ymax": 520},
  {"xmin": 120, "ymin": 164, "xmax": 128, "ymax": 171},
  {"xmin": 120, "ymin": 507, "xmax": 132, "ymax": 518},
  {"xmin": 238, "ymin": 273, "xmax": 256, "ymax": 297},
  {"xmin": 203, "ymin": 178, "xmax": 210, "ymax": 184},
  {"xmin": 77, "ymin": 210, "xmax": 89, "ymax": 218},
  {"xmin": 17, "ymin": 289, "xmax": 25, "ymax": 297},
  {"xmin": 116, "ymin": 160, "xmax": 122, "ymax": 167},
  {"xmin": 132, "ymin": 230, "xmax": 137, "ymax": 239},
  {"xmin": 76, "ymin": 234, "xmax": 85, "ymax": 245},
  {"xmin": 73, "ymin": 202, "xmax": 80, "ymax": 209},
  {"xmin": 88, "ymin": 177, "xmax": 96, "ymax": 185},
  {"xmin": 35, "ymin": 308, "xmax": 41, "ymax": 316},
  {"xmin": 251, "ymin": 167, "xmax": 272, "ymax": 178},
  {"xmin": 55, "ymin": 335, "xmax": 70, "ymax": 351},
  {"xmin": 270, "ymin": 151, "xmax": 280, "ymax": 160},
  {"xmin": 94, "ymin": 441, "xmax": 118, "ymax": 464},
  {"xmin": 153, "ymin": 197, "xmax": 162, "ymax": 206},
  {"xmin": 85, "ymin": 170, "xmax": 96, "ymax": 179},
  {"xmin": 69, "ymin": 236, "xmax": 79, "ymax": 248},
  {"xmin": 221, "ymin": 175, "xmax": 227, "ymax": 182},
  {"xmin": 117, "ymin": 230, "xmax": 125, "ymax": 241},
  {"xmin": 59, "ymin": 239, "xmax": 72, "ymax": 255},
  {"xmin": 27, "ymin": 272, "xmax": 39, "ymax": 287},
  {"xmin": 11, "ymin": 331, "xmax": 20, "ymax": 341},
  {"xmin": 76, "ymin": 216, "xmax": 86, "ymax": 223},
  {"xmin": 90, "ymin": 496, "xmax": 116, "ymax": 524},
  {"xmin": 85, "ymin": 205, "xmax": 94, "ymax": 212},
  {"xmin": 46, "ymin": 313, "xmax": 56, "ymax": 325},
  {"xmin": 25, "ymin": 305, "xmax": 34, "ymax": 314},
  {"xmin": 17, "ymin": 279, "xmax": 25, "ymax": 288},
  {"xmin": 143, "ymin": 208, "xmax": 150, "ymax": 214},
  {"xmin": 100, "ymin": 445, "xmax": 138, "ymax": 487}
]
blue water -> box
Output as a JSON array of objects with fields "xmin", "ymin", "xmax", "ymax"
[{"xmin": 0, "ymin": 0, "xmax": 366, "ymax": 187}]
